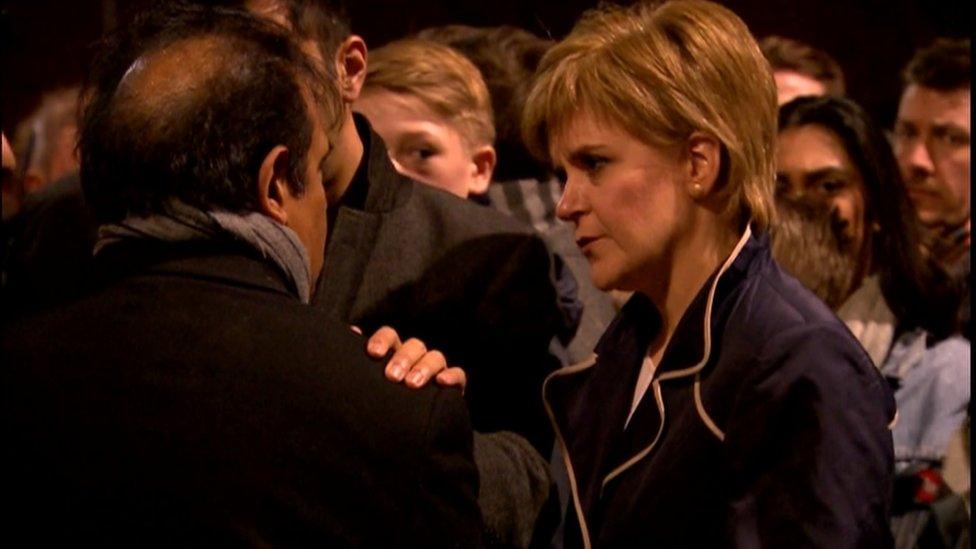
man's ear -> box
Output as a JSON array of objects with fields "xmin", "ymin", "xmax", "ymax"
[
  {"xmin": 467, "ymin": 145, "xmax": 496, "ymax": 196},
  {"xmin": 257, "ymin": 145, "xmax": 293, "ymax": 224},
  {"xmin": 685, "ymin": 131, "xmax": 722, "ymax": 200},
  {"xmin": 334, "ymin": 35, "xmax": 367, "ymax": 103}
]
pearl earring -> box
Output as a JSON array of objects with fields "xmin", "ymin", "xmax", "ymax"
[{"xmin": 690, "ymin": 183, "xmax": 704, "ymax": 199}]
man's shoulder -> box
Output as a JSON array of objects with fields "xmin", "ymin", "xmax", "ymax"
[
  {"xmin": 401, "ymin": 182, "xmax": 539, "ymax": 238},
  {"xmin": 4, "ymin": 272, "xmax": 464, "ymax": 437}
]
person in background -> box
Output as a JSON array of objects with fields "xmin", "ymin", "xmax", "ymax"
[
  {"xmin": 3, "ymin": 3, "xmax": 481, "ymax": 544},
  {"xmin": 523, "ymin": 1, "xmax": 895, "ymax": 545},
  {"xmin": 418, "ymin": 23, "xmax": 617, "ymax": 365},
  {"xmin": 12, "ymin": 86, "xmax": 81, "ymax": 195},
  {"xmin": 774, "ymin": 95, "xmax": 969, "ymax": 548},
  {"xmin": 235, "ymin": 1, "xmax": 566, "ymax": 545},
  {"xmin": 769, "ymin": 196, "xmax": 855, "ymax": 309},
  {"xmin": 354, "ymin": 39, "xmax": 496, "ymax": 199},
  {"xmin": 760, "ymin": 35, "xmax": 845, "ymax": 105},
  {"xmin": 893, "ymin": 38, "xmax": 970, "ymax": 337}
]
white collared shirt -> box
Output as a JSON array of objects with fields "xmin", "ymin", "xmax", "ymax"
[{"xmin": 625, "ymin": 351, "xmax": 657, "ymax": 429}]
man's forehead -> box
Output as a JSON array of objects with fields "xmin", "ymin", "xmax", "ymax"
[{"xmin": 898, "ymin": 84, "xmax": 971, "ymax": 127}]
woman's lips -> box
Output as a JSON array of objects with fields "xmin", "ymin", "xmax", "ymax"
[{"xmin": 576, "ymin": 236, "xmax": 600, "ymax": 251}]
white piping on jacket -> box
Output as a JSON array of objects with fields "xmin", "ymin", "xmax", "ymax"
[
  {"xmin": 540, "ymin": 225, "xmax": 754, "ymax": 546},
  {"xmin": 604, "ymin": 226, "xmax": 752, "ymax": 477},
  {"xmin": 542, "ymin": 355, "xmax": 598, "ymax": 549},
  {"xmin": 695, "ymin": 374, "xmax": 726, "ymax": 441},
  {"xmin": 602, "ymin": 380, "xmax": 665, "ymax": 488}
]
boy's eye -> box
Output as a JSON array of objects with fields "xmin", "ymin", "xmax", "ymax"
[{"xmin": 400, "ymin": 143, "xmax": 439, "ymax": 164}]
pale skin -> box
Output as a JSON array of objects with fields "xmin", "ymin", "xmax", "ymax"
[
  {"xmin": 355, "ymin": 88, "xmax": 495, "ymax": 198},
  {"xmin": 773, "ymin": 70, "xmax": 828, "ymax": 106},
  {"xmin": 552, "ymin": 112, "xmax": 738, "ymax": 365}
]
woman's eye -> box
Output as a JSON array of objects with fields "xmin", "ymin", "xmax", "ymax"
[
  {"xmin": 581, "ymin": 154, "xmax": 608, "ymax": 173},
  {"xmin": 817, "ymin": 179, "xmax": 845, "ymax": 195}
]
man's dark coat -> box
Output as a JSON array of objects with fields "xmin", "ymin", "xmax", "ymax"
[{"xmin": 3, "ymin": 240, "xmax": 482, "ymax": 547}]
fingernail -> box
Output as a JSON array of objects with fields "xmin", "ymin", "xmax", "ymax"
[
  {"xmin": 367, "ymin": 342, "xmax": 382, "ymax": 355},
  {"xmin": 390, "ymin": 363, "xmax": 406, "ymax": 381},
  {"xmin": 408, "ymin": 371, "xmax": 425, "ymax": 386}
]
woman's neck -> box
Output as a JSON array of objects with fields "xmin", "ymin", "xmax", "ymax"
[{"xmin": 641, "ymin": 219, "xmax": 742, "ymax": 365}]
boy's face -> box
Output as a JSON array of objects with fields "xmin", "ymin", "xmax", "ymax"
[{"xmin": 355, "ymin": 88, "xmax": 488, "ymax": 198}]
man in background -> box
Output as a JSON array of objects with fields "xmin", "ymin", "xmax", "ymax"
[
  {"xmin": 893, "ymin": 38, "xmax": 970, "ymax": 277},
  {"xmin": 760, "ymin": 35, "xmax": 845, "ymax": 105}
]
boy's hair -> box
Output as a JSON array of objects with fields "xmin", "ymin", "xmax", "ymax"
[
  {"xmin": 364, "ymin": 39, "xmax": 495, "ymax": 149},
  {"xmin": 417, "ymin": 24, "xmax": 554, "ymax": 180},
  {"xmin": 760, "ymin": 35, "xmax": 845, "ymax": 96}
]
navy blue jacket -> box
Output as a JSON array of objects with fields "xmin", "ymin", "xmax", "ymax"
[{"xmin": 545, "ymin": 228, "xmax": 896, "ymax": 548}]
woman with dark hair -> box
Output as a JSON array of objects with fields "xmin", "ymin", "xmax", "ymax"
[
  {"xmin": 775, "ymin": 95, "xmax": 970, "ymax": 546},
  {"xmin": 777, "ymin": 95, "xmax": 958, "ymax": 347}
]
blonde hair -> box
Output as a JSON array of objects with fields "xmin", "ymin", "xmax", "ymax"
[
  {"xmin": 365, "ymin": 39, "xmax": 495, "ymax": 149},
  {"xmin": 522, "ymin": 0, "xmax": 778, "ymax": 230}
]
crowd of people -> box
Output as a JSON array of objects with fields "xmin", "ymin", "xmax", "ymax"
[{"xmin": 1, "ymin": 0, "xmax": 969, "ymax": 547}]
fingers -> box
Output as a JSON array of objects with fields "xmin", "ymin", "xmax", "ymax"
[
  {"xmin": 435, "ymin": 367, "xmax": 467, "ymax": 394},
  {"xmin": 363, "ymin": 326, "xmax": 461, "ymax": 391},
  {"xmin": 366, "ymin": 325, "xmax": 401, "ymax": 358},
  {"xmin": 384, "ymin": 338, "xmax": 431, "ymax": 383},
  {"xmin": 401, "ymin": 348, "xmax": 448, "ymax": 389}
]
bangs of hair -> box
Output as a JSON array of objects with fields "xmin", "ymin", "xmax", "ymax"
[{"xmin": 523, "ymin": 0, "xmax": 778, "ymax": 231}]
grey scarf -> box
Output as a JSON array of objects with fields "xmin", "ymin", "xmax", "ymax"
[{"xmin": 95, "ymin": 200, "xmax": 312, "ymax": 303}]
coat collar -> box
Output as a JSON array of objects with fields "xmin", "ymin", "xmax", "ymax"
[
  {"xmin": 314, "ymin": 115, "xmax": 411, "ymax": 319},
  {"xmin": 346, "ymin": 113, "xmax": 412, "ymax": 214},
  {"xmin": 94, "ymin": 239, "xmax": 298, "ymax": 300}
]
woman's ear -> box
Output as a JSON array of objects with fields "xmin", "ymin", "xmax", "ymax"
[
  {"xmin": 334, "ymin": 35, "xmax": 367, "ymax": 103},
  {"xmin": 686, "ymin": 132, "xmax": 722, "ymax": 200},
  {"xmin": 257, "ymin": 145, "xmax": 292, "ymax": 224},
  {"xmin": 467, "ymin": 145, "xmax": 496, "ymax": 196}
]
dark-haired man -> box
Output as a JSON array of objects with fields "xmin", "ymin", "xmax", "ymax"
[
  {"xmin": 894, "ymin": 38, "xmax": 970, "ymax": 342},
  {"xmin": 3, "ymin": 4, "xmax": 480, "ymax": 545},
  {"xmin": 232, "ymin": 2, "xmax": 565, "ymax": 545},
  {"xmin": 894, "ymin": 38, "xmax": 971, "ymax": 274}
]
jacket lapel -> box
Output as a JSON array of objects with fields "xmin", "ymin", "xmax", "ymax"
[{"xmin": 314, "ymin": 116, "xmax": 403, "ymax": 322}]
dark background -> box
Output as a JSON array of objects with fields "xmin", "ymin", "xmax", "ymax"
[{"xmin": 1, "ymin": 0, "xmax": 969, "ymax": 135}]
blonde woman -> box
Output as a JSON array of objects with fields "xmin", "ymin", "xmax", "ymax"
[{"xmin": 523, "ymin": 1, "xmax": 895, "ymax": 546}]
